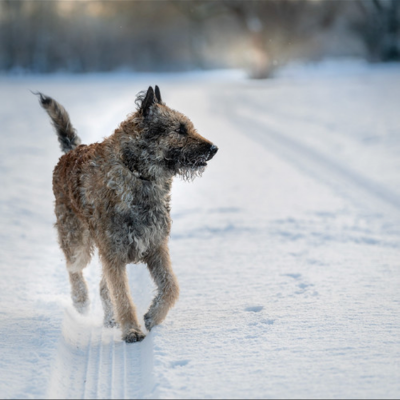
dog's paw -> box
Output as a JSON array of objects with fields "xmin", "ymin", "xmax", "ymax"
[
  {"xmin": 123, "ymin": 329, "xmax": 146, "ymax": 343},
  {"xmin": 73, "ymin": 299, "xmax": 90, "ymax": 315},
  {"xmin": 103, "ymin": 318, "xmax": 119, "ymax": 329}
]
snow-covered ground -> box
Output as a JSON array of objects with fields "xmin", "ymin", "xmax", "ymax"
[{"xmin": 1, "ymin": 61, "xmax": 400, "ymax": 399}]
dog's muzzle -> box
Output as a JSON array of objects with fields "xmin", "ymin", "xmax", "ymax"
[
  {"xmin": 207, "ymin": 145, "xmax": 218, "ymax": 161},
  {"xmin": 197, "ymin": 144, "xmax": 218, "ymax": 167}
]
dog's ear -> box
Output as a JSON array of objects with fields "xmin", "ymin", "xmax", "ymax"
[
  {"xmin": 141, "ymin": 86, "xmax": 155, "ymax": 117},
  {"xmin": 155, "ymin": 85, "xmax": 162, "ymax": 104}
]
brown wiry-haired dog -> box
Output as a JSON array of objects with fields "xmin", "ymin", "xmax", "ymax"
[{"xmin": 36, "ymin": 86, "xmax": 218, "ymax": 343}]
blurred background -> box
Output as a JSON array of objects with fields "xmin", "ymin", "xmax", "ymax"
[{"xmin": 1, "ymin": 0, "xmax": 399, "ymax": 78}]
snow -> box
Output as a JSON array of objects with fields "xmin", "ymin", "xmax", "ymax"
[{"xmin": 1, "ymin": 61, "xmax": 400, "ymax": 399}]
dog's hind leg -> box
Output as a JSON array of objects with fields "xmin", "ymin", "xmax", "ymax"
[
  {"xmin": 68, "ymin": 269, "xmax": 90, "ymax": 314},
  {"xmin": 55, "ymin": 201, "xmax": 93, "ymax": 314},
  {"xmin": 143, "ymin": 241, "xmax": 179, "ymax": 331},
  {"xmin": 66, "ymin": 232, "xmax": 93, "ymax": 313},
  {"xmin": 100, "ymin": 255, "xmax": 145, "ymax": 343}
]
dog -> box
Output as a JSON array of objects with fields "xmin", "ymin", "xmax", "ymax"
[{"xmin": 36, "ymin": 86, "xmax": 218, "ymax": 342}]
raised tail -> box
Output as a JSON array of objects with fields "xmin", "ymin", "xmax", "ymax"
[{"xmin": 35, "ymin": 92, "xmax": 81, "ymax": 153}]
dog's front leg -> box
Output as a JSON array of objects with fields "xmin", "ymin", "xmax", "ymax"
[
  {"xmin": 144, "ymin": 241, "xmax": 179, "ymax": 331},
  {"xmin": 101, "ymin": 258, "xmax": 145, "ymax": 343}
]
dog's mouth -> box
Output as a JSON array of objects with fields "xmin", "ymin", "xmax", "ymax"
[
  {"xmin": 196, "ymin": 158, "xmax": 208, "ymax": 167},
  {"xmin": 165, "ymin": 144, "xmax": 218, "ymax": 174},
  {"xmin": 187, "ymin": 153, "xmax": 211, "ymax": 168}
]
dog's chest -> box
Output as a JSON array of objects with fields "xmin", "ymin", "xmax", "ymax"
[{"xmin": 111, "ymin": 184, "xmax": 171, "ymax": 262}]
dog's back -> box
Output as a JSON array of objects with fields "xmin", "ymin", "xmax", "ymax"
[{"xmin": 52, "ymin": 143, "xmax": 99, "ymax": 215}]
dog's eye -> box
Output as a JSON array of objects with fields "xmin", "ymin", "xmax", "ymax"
[{"xmin": 175, "ymin": 124, "xmax": 187, "ymax": 135}]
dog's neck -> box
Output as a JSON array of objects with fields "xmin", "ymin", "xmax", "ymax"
[
  {"xmin": 107, "ymin": 127, "xmax": 174, "ymax": 185},
  {"xmin": 120, "ymin": 149, "xmax": 151, "ymax": 182}
]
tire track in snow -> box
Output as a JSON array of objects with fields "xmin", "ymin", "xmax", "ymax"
[
  {"xmin": 46, "ymin": 263, "xmax": 155, "ymax": 399},
  {"xmin": 229, "ymin": 94, "xmax": 400, "ymax": 219}
]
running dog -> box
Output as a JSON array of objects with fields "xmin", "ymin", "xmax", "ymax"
[{"xmin": 36, "ymin": 86, "xmax": 218, "ymax": 342}]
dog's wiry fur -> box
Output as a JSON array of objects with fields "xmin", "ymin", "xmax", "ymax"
[{"xmin": 37, "ymin": 86, "xmax": 218, "ymax": 343}]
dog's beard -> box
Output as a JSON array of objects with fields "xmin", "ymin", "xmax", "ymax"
[
  {"xmin": 165, "ymin": 152, "xmax": 208, "ymax": 181},
  {"xmin": 176, "ymin": 164, "xmax": 206, "ymax": 181}
]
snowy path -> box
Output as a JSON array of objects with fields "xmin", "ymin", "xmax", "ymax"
[
  {"xmin": 1, "ymin": 64, "xmax": 400, "ymax": 398},
  {"xmin": 47, "ymin": 265, "xmax": 156, "ymax": 399}
]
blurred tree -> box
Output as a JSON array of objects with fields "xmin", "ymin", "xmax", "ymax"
[
  {"xmin": 352, "ymin": 0, "xmax": 400, "ymax": 61},
  {"xmin": 0, "ymin": 0, "xmax": 25, "ymax": 71},
  {"xmin": 173, "ymin": 0, "xmax": 343, "ymax": 78}
]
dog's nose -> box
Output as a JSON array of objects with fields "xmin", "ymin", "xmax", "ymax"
[{"xmin": 209, "ymin": 144, "xmax": 218, "ymax": 158}]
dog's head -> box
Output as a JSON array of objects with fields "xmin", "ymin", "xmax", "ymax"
[{"xmin": 128, "ymin": 86, "xmax": 218, "ymax": 180}]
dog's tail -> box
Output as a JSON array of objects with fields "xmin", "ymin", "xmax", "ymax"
[{"xmin": 35, "ymin": 92, "xmax": 81, "ymax": 153}]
